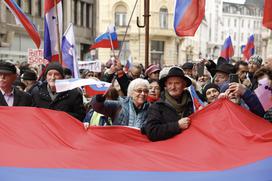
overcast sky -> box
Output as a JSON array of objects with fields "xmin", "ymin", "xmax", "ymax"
[{"xmin": 223, "ymin": 0, "xmax": 245, "ymax": 4}]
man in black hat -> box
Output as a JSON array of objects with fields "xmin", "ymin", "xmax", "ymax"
[
  {"xmin": 0, "ymin": 61, "xmax": 32, "ymax": 106},
  {"xmin": 31, "ymin": 62, "xmax": 86, "ymax": 121},
  {"xmin": 181, "ymin": 62, "xmax": 194, "ymax": 78},
  {"xmin": 21, "ymin": 69, "xmax": 38, "ymax": 94},
  {"xmin": 214, "ymin": 63, "xmax": 235, "ymax": 91},
  {"xmin": 142, "ymin": 66, "xmax": 194, "ymax": 141}
]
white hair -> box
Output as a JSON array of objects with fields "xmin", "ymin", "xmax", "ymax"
[{"xmin": 127, "ymin": 78, "xmax": 149, "ymax": 97}]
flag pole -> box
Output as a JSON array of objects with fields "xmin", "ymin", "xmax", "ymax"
[
  {"xmin": 54, "ymin": 0, "xmax": 62, "ymax": 65},
  {"xmin": 117, "ymin": 0, "xmax": 139, "ymax": 59},
  {"xmin": 108, "ymin": 28, "xmax": 116, "ymax": 58}
]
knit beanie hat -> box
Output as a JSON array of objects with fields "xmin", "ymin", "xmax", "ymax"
[
  {"xmin": 44, "ymin": 62, "xmax": 64, "ymax": 78},
  {"xmin": 203, "ymin": 83, "xmax": 220, "ymax": 97}
]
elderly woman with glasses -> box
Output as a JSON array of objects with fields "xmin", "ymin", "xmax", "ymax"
[{"xmin": 90, "ymin": 78, "xmax": 150, "ymax": 128}]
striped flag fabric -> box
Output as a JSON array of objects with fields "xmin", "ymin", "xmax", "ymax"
[
  {"xmin": 263, "ymin": 0, "xmax": 272, "ymax": 30},
  {"xmin": 62, "ymin": 23, "xmax": 79, "ymax": 78},
  {"xmin": 243, "ymin": 35, "xmax": 255, "ymax": 61},
  {"xmin": 3, "ymin": 0, "xmax": 41, "ymax": 48},
  {"xmin": 0, "ymin": 99, "xmax": 271, "ymax": 180},
  {"xmin": 44, "ymin": 0, "xmax": 63, "ymax": 61},
  {"xmin": 174, "ymin": 0, "xmax": 206, "ymax": 36},
  {"xmin": 188, "ymin": 85, "xmax": 205, "ymax": 111},
  {"xmin": 89, "ymin": 25, "xmax": 118, "ymax": 50},
  {"xmin": 220, "ymin": 36, "xmax": 234, "ymax": 62},
  {"xmin": 55, "ymin": 78, "xmax": 111, "ymax": 94},
  {"xmin": 84, "ymin": 83, "xmax": 111, "ymax": 97}
]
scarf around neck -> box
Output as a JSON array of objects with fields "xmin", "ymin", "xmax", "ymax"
[{"xmin": 164, "ymin": 90, "xmax": 190, "ymax": 117}]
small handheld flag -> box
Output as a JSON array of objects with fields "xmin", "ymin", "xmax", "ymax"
[
  {"xmin": 220, "ymin": 36, "xmax": 234, "ymax": 62},
  {"xmin": 243, "ymin": 35, "xmax": 255, "ymax": 61}
]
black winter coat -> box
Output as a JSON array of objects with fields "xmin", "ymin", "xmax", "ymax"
[
  {"xmin": 31, "ymin": 82, "xmax": 86, "ymax": 121},
  {"xmin": 142, "ymin": 90, "xmax": 194, "ymax": 141},
  {"xmin": 0, "ymin": 87, "xmax": 32, "ymax": 106}
]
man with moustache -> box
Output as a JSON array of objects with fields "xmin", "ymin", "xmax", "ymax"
[{"xmin": 142, "ymin": 66, "xmax": 193, "ymax": 141}]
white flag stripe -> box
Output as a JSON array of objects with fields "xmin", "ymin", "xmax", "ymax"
[{"xmin": 55, "ymin": 78, "xmax": 111, "ymax": 93}]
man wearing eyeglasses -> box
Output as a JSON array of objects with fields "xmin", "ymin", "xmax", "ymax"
[{"xmin": 142, "ymin": 66, "xmax": 194, "ymax": 141}]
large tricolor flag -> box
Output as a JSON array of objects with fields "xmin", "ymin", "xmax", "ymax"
[
  {"xmin": 3, "ymin": 0, "xmax": 41, "ymax": 48},
  {"xmin": 220, "ymin": 36, "xmax": 234, "ymax": 62},
  {"xmin": 0, "ymin": 99, "xmax": 271, "ymax": 180},
  {"xmin": 89, "ymin": 25, "xmax": 118, "ymax": 49},
  {"xmin": 263, "ymin": 0, "xmax": 272, "ymax": 30},
  {"xmin": 243, "ymin": 34, "xmax": 255, "ymax": 61},
  {"xmin": 44, "ymin": 0, "xmax": 63, "ymax": 61},
  {"xmin": 174, "ymin": 0, "xmax": 206, "ymax": 36},
  {"xmin": 62, "ymin": 23, "xmax": 79, "ymax": 78}
]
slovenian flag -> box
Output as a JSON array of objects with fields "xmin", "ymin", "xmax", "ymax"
[
  {"xmin": 3, "ymin": 0, "xmax": 41, "ymax": 48},
  {"xmin": 0, "ymin": 99, "xmax": 271, "ymax": 180},
  {"xmin": 89, "ymin": 25, "xmax": 118, "ymax": 49},
  {"xmin": 220, "ymin": 36, "xmax": 234, "ymax": 62},
  {"xmin": 84, "ymin": 83, "xmax": 111, "ymax": 97},
  {"xmin": 44, "ymin": 0, "xmax": 63, "ymax": 61},
  {"xmin": 263, "ymin": 0, "xmax": 272, "ymax": 30},
  {"xmin": 62, "ymin": 23, "xmax": 79, "ymax": 78},
  {"xmin": 243, "ymin": 35, "xmax": 255, "ymax": 61},
  {"xmin": 174, "ymin": 0, "xmax": 206, "ymax": 36}
]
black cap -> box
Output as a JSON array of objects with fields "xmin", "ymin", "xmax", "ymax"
[
  {"xmin": 216, "ymin": 63, "xmax": 235, "ymax": 75},
  {"xmin": 44, "ymin": 62, "xmax": 64, "ymax": 78},
  {"xmin": 0, "ymin": 61, "xmax": 16, "ymax": 74},
  {"xmin": 203, "ymin": 83, "xmax": 220, "ymax": 97},
  {"xmin": 182, "ymin": 62, "xmax": 194, "ymax": 70},
  {"xmin": 159, "ymin": 66, "xmax": 192, "ymax": 88},
  {"xmin": 21, "ymin": 70, "xmax": 37, "ymax": 81}
]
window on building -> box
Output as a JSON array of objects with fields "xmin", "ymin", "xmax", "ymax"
[
  {"xmin": 151, "ymin": 41, "xmax": 164, "ymax": 66},
  {"xmin": 248, "ymin": 20, "xmax": 250, "ymax": 28},
  {"xmin": 80, "ymin": 1, "xmax": 84, "ymax": 26},
  {"xmin": 234, "ymin": 32, "xmax": 236, "ymax": 41},
  {"xmin": 159, "ymin": 7, "xmax": 168, "ymax": 29},
  {"xmin": 115, "ymin": 5, "xmax": 127, "ymax": 27},
  {"xmin": 221, "ymin": 32, "xmax": 224, "ymax": 41},
  {"xmin": 241, "ymin": 19, "xmax": 244, "ymax": 27},
  {"xmin": 117, "ymin": 41, "xmax": 130, "ymax": 64},
  {"xmin": 234, "ymin": 19, "xmax": 237, "ymax": 27},
  {"xmin": 73, "ymin": 0, "xmax": 78, "ymax": 25},
  {"xmin": 37, "ymin": 0, "xmax": 42, "ymax": 17},
  {"xmin": 86, "ymin": 4, "xmax": 92, "ymax": 28},
  {"xmin": 228, "ymin": 18, "xmax": 231, "ymax": 26},
  {"xmin": 22, "ymin": 0, "xmax": 31, "ymax": 14}
]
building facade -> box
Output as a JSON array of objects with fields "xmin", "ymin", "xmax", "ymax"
[
  {"xmin": 0, "ymin": 0, "xmax": 96, "ymax": 63},
  {"xmin": 221, "ymin": 2, "xmax": 268, "ymax": 59},
  {"xmin": 96, "ymin": 0, "xmax": 208, "ymax": 67}
]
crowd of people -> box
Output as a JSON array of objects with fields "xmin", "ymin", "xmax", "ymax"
[{"xmin": 0, "ymin": 55, "xmax": 271, "ymax": 141}]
